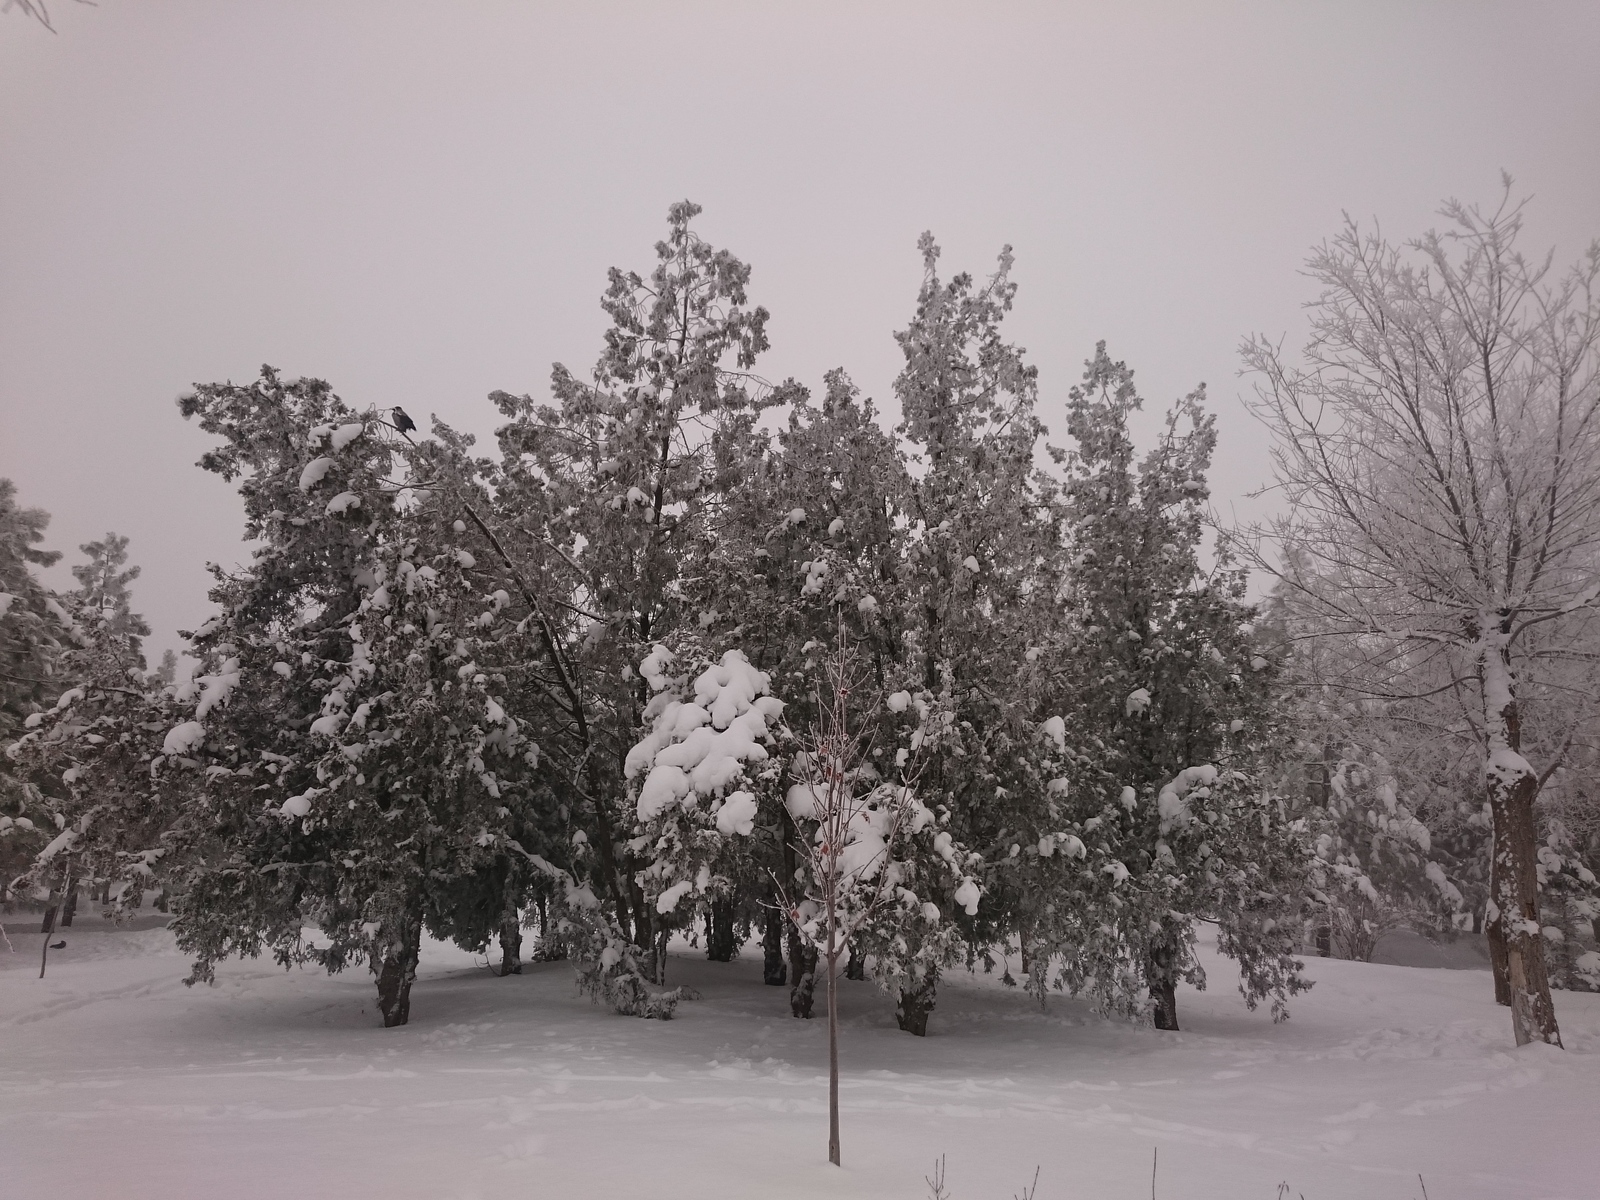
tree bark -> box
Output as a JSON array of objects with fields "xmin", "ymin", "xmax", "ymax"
[
  {"xmin": 60, "ymin": 883, "xmax": 78, "ymax": 928},
  {"xmin": 706, "ymin": 896, "xmax": 737, "ymax": 962},
  {"xmin": 826, "ymin": 909, "xmax": 840, "ymax": 1166},
  {"xmin": 1151, "ymin": 977, "xmax": 1180, "ymax": 1031},
  {"xmin": 761, "ymin": 909, "xmax": 787, "ymax": 985},
  {"xmin": 1486, "ymin": 907, "xmax": 1512, "ymax": 1005},
  {"xmin": 38, "ymin": 884, "xmax": 59, "ymax": 978},
  {"xmin": 373, "ymin": 906, "xmax": 423, "ymax": 1028},
  {"xmin": 1147, "ymin": 924, "xmax": 1182, "ymax": 1031},
  {"xmin": 895, "ymin": 965, "xmax": 938, "ymax": 1036},
  {"xmin": 845, "ymin": 941, "xmax": 865, "ymax": 981},
  {"xmin": 586, "ymin": 772, "xmax": 634, "ymax": 944},
  {"xmin": 789, "ymin": 932, "xmax": 817, "ymax": 1018},
  {"xmin": 1481, "ymin": 633, "xmax": 1561, "ymax": 1046},
  {"xmin": 498, "ymin": 913, "xmax": 523, "ymax": 976},
  {"xmin": 780, "ymin": 805, "xmax": 814, "ymax": 1015}
]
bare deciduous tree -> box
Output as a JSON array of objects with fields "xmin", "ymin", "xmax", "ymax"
[
  {"xmin": 1242, "ymin": 180, "xmax": 1600, "ymax": 1047},
  {"xmin": 778, "ymin": 630, "xmax": 924, "ymax": 1166}
]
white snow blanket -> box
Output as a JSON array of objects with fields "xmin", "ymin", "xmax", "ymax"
[{"xmin": 1, "ymin": 920, "xmax": 1596, "ymax": 1199}]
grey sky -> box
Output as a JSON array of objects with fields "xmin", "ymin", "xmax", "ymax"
[{"xmin": 3, "ymin": 1, "xmax": 1598, "ymax": 666}]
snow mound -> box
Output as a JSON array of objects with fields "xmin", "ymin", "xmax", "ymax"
[
  {"xmin": 162, "ymin": 721, "xmax": 206, "ymax": 756},
  {"xmin": 298, "ymin": 457, "xmax": 335, "ymax": 491}
]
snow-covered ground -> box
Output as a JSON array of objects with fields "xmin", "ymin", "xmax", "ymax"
[{"xmin": 2, "ymin": 919, "xmax": 1596, "ymax": 1200}]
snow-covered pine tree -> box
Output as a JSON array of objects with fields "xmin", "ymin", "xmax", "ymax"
[
  {"xmin": 1046, "ymin": 345, "xmax": 1311, "ymax": 1028},
  {"xmin": 166, "ymin": 371, "xmax": 555, "ymax": 1025},
  {"xmin": 4, "ymin": 541, "xmax": 184, "ymax": 940},
  {"xmin": 704, "ymin": 367, "xmax": 915, "ymax": 1005},
  {"xmin": 485, "ymin": 201, "xmax": 779, "ymax": 981},
  {"xmin": 1266, "ymin": 586, "xmax": 1475, "ymax": 959},
  {"xmin": 878, "ymin": 234, "xmax": 1069, "ymax": 1031},
  {"xmin": 0, "ymin": 480, "xmax": 75, "ymax": 902},
  {"xmin": 0, "ymin": 481, "xmax": 67, "ymax": 755},
  {"xmin": 70, "ymin": 532, "xmax": 151, "ymax": 669},
  {"xmin": 618, "ymin": 640, "xmax": 784, "ymax": 1002}
]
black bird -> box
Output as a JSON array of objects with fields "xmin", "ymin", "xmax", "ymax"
[
  {"xmin": 391, "ymin": 406, "xmax": 417, "ymax": 434},
  {"xmin": 50, "ymin": 940, "xmax": 65, "ymax": 949}
]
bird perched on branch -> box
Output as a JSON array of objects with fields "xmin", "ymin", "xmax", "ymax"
[{"xmin": 391, "ymin": 406, "xmax": 417, "ymax": 434}]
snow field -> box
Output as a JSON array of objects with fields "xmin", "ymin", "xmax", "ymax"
[{"xmin": 2, "ymin": 922, "xmax": 1597, "ymax": 1200}]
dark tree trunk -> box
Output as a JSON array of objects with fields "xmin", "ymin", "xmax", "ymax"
[
  {"xmin": 39, "ymin": 896, "xmax": 59, "ymax": 935},
  {"xmin": 654, "ymin": 927, "xmax": 671, "ymax": 985},
  {"xmin": 706, "ymin": 897, "xmax": 737, "ymax": 962},
  {"xmin": 761, "ymin": 911, "xmax": 787, "ymax": 986},
  {"xmin": 586, "ymin": 763, "xmax": 634, "ymax": 945},
  {"xmin": 1315, "ymin": 924, "xmax": 1332, "ymax": 957},
  {"xmin": 38, "ymin": 883, "xmax": 60, "ymax": 978},
  {"xmin": 788, "ymin": 931, "xmax": 817, "ymax": 1018},
  {"xmin": 845, "ymin": 941, "xmax": 865, "ymax": 981},
  {"xmin": 896, "ymin": 965, "xmax": 938, "ymax": 1036},
  {"xmin": 1489, "ymin": 768, "xmax": 1559, "ymax": 1041},
  {"xmin": 1487, "ymin": 914, "xmax": 1512, "ymax": 1005},
  {"xmin": 1151, "ymin": 977, "xmax": 1180, "ymax": 1031},
  {"xmin": 61, "ymin": 885, "xmax": 78, "ymax": 928},
  {"xmin": 373, "ymin": 907, "xmax": 423, "ymax": 1028},
  {"xmin": 779, "ymin": 804, "xmax": 813, "ymax": 1015},
  {"xmin": 1147, "ymin": 927, "xmax": 1182, "ymax": 1031},
  {"xmin": 1482, "ymin": 643, "xmax": 1561, "ymax": 1046},
  {"xmin": 498, "ymin": 915, "xmax": 522, "ymax": 976}
]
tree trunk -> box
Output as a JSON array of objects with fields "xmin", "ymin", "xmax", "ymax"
[
  {"xmin": 1151, "ymin": 977, "xmax": 1180, "ymax": 1031},
  {"xmin": 895, "ymin": 965, "xmax": 938, "ymax": 1036},
  {"xmin": 826, "ymin": 922, "xmax": 841, "ymax": 1166},
  {"xmin": 761, "ymin": 910, "xmax": 787, "ymax": 986},
  {"xmin": 498, "ymin": 913, "xmax": 522, "ymax": 976},
  {"xmin": 1486, "ymin": 908, "xmax": 1512, "ymax": 1005},
  {"xmin": 780, "ymin": 805, "xmax": 814, "ymax": 1015},
  {"xmin": 1147, "ymin": 925, "xmax": 1182, "ymax": 1031},
  {"xmin": 38, "ymin": 885, "xmax": 59, "ymax": 979},
  {"xmin": 789, "ymin": 929, "xmax": 817, "ymax": 1018},
  {"xmin": 61, "ymin": 883, "xmax": 78, "ymax": 928},
  {"xmin": 1488, "ymin": 774, "xmax": 1560, "ymax": 1043},
  {"xmin": 373, "ymin": 906, "xmax": 423, "ymax": 1028},
  {"xmin": 706, "ymin": 896, "xmax": 737, "ymax": 962},
  {"xmin": 654, "ymin": 926, "xmax": 671, "ymax": 986},
  {"xmin": 1481, "ymin": 634, "xmax": 1561, "ymax": 1046},
  {"xmin": 845, "ymin": 941, "xmax": 865, "ymax": 981}
]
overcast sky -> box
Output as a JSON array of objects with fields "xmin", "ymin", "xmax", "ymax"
[{"xmin": 3, "ymin": 1, "xmax": 1598, "ymax": 666}]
